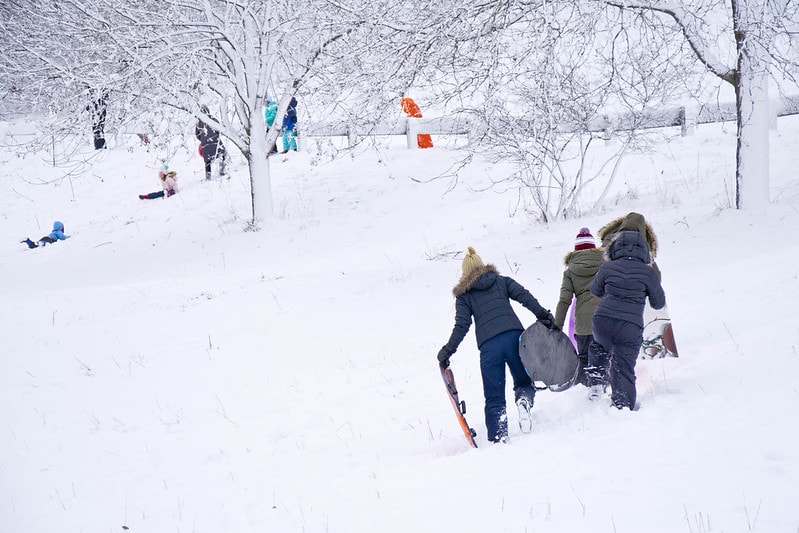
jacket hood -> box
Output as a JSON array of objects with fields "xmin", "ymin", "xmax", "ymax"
[
  {"xmin": 563, "ymin": 247, "xmax": 605, "ymax": 275},
  {"xmin": 607, "ymin": 231, "xmax": 651, "ymax": 263},
  {"xmin": 598, "ymin": 212, "xmax": 657, "ymax": 257},
  {"xmin": 453, "ymin": 264, "xmax": 499, "ymax": 297},
  {"xmin": 53, "ymin": 221, "xmax": 64, "ymax": 232}
]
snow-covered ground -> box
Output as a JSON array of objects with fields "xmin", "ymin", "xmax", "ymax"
[{"xmin": 1, "ymin": 117, "xmax": 798, "ymax": 532}]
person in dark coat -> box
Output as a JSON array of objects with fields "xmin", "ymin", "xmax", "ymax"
[
  {"xmin": 280, "ymin": 97, "xmax": 298, "ymax": 153},
  {"xmin": 554, "ymin": 227, "xmax": 604, "ymax": 386},
  {"xmin": 195, "ymin": 105, "xmax": 228, "ymax": 180},
  {"xmin": 88, "ymin": 89, "xmax": 108, "ymax": 150},
  {"xmin": 438, "ymin": 246, "xmax": 558, "ymax": 443},
  {"xmin": 598, "ymin": 211, "xmax": 660, "ymax": 277},
  {"xmin": 588, "ymin": 231, "xmax": 666, "ymax": 410}
]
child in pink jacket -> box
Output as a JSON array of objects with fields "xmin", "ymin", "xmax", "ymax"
[{"xmin": 139, "ymin": 166, "xmax": 178, "ymax": 200}]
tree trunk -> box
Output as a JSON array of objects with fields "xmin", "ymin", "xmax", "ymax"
[
  {"xmin": 733, "ymin": 0, "xmax": 771, "ymax": 210},
  {"xmin": 734, "ymin": 41, "xmax": 771, "ymax": 210},
  {"xmin": 249, "ymin": 156, "xmax": 273, "ymax": 225},
  {"xmin": 248, "ymin": 112, "xmax": 273, "ymax": 224}
]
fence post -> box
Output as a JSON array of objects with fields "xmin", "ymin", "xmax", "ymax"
[
  {"xmin": 602, "ymin": 115, "xmax": 614, "ymax": 146},
  {"xmin": 346, "ymin": 123, "xmax": 357, "ymax": 148},
  {"xmin": 406, "ymin": 118, "xmax": 419, "ymax": 149},
  {"xmin": 679, "ymin": 106, "xmax": 695, "ymax": 136}
]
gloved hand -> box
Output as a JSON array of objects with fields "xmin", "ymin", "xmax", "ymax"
[
  {"xmin": 538, "ymin": 312, "xmax": 560, "ymax": 331},
  {"xmin": 437, "ymin": 346, "xmax": 453, "ymax": 368}
]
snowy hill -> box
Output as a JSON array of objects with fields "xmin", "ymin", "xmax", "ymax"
[{"xmin": 1, "ymin": 119, "xmax": 798, "ymax": 532}]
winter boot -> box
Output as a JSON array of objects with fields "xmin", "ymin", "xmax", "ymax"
[
  {"xmin": 576, "ymin": 355, "xmax": 590, "ymax": 387},
  {"xmin": 490, "ymin": 411, "xmax": 509, "ymax": 443},
  {"xmin": 21, "ymin": 238, "xmax": 38, "ymax": 249},
  {"xmin": 588, "ymin": 384, "xmax": 605, "ymax": 401},
  {"xmin": 486, "ymin": 408, "xmax": 508, "ymax": 442},
  {"xmin": 205, "ymin": 170, "xmax": 212, "ymax": 181},
  {"xmin": 516, "ymin": 396, "xmax": 533, "ymax": 433},
  {"xmin": 585, "ymin": 365, "xmax": 607, "ymax": 401}
]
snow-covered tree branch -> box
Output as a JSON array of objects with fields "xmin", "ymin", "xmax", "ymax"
[{"xmin": 602, "ymin": 0, "xmax": 799, "ymax": 209}]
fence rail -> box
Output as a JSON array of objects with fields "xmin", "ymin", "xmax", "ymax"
[
  {"xmin": 302, "ymin": 94, "xmax": 799, "ymax": 149},
  {"xmin": 4, "ymin": 95, "xmax": 798, "ymax": 150}
]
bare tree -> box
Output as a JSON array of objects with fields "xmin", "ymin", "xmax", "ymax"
[
  {"xmin": 369, "ymin": 1, "xmax": 695, "ymax": 221},
  {"xmin": 1, "ymin": 1, "xmax": 134, "ymax": 153},
  {"xmin": 603, "ymin": 0, "xmax": 799, "ymax": 209},
  {"xmin": 115, "ymin": 0, "xmax": 380, "ymax": 225},
  {"xmin": 1, "ymin": 0, "xmax": 386, "ymax": 225},
  {"xmin": 348, "ymin": 0, "xmax": 796, "ymax": 216},
  {"xmin": 9, "ymin": 0, "xmax": 793, "ymax": 220}
]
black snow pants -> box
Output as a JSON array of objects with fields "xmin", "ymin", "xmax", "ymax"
[{"xmin": 590, "ymin": 315, "xmax": 643, "ymax": 410}]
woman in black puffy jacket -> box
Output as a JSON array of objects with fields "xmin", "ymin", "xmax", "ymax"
[{"xmin": 438, "ymin": 247, "xmax": 557, "ymax": 443}]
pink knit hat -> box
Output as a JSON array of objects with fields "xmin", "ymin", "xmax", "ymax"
[{"xmin": 574, "ymin": 227, "xmax": 596, "ymax": 251}]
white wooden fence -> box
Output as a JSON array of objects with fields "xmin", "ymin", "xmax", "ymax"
[
  {"xmin": 4, "ymin": 95, "xmax": 798, "ymax": 151},
  {"xmin": 300, "ymin": 94, "xmax": 799, "ymax": 149}
]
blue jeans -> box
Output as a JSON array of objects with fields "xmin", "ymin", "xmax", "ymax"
[{"xmin": 479, "ymin": 329, "xmax": 535, "ymax": 441}]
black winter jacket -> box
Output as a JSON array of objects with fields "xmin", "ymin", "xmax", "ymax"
[
  {"xmin": 444, "ymin": 265, "xmax": 549, "ymax": 354},
  {"xmin": 195, "ymin": 119, "xmax": 222, "ymax": 160},
  {"xmin": 591, "ymin": 231, "xmax": 666, "ymax": 328}
]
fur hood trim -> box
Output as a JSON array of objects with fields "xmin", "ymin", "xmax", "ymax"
[
  {"xmin": 598, "ymin": 213, "xmax": 658, "ymax": 257},
  {"xmin": 453, "ymin": 264, "xmax": 498, "ymax": 297}
]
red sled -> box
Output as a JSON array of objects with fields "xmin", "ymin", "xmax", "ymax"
[{"xmin": 440, "ymin": 366, "xmax": 478, "ymax": 448}]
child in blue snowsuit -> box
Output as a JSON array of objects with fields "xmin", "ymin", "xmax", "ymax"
[
  {"xmin": 588, "ymin": 231, "xmax": 666, "ymax": 410},
  {"xmin": 21, "ymin": 221, "xmax": 70, "ymax": 248}
]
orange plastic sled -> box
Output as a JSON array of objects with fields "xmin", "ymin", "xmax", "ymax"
[
  {"xmin": 440, "ymin": 366, "xmax": 478, "ymax": 448},
  {"xmin": 401, "ymin": 97, "xmax": 434, "ymax": 148}
]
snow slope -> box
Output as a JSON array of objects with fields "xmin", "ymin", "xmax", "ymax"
[{"xmin": 1, "ymin": 118, "xmax": 798, "ymax": 532}]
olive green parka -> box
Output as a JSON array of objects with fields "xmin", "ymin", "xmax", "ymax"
[{"xmin": 554, "ymin": 247, "xmax": 604, "ymax": 335}]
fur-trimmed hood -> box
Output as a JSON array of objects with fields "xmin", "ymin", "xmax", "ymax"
[
  {"xmin": 598, "ymin": 212, "xmax": 657, "ymax": 257},
  {"xmin": 453, "ymin": 264, "xmax": 499, "ymax": 297}
]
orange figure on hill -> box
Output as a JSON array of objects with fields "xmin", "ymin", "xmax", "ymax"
[{"xmin": 401, "ymin": 97, "xmax": 434, "ymax": 149}]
